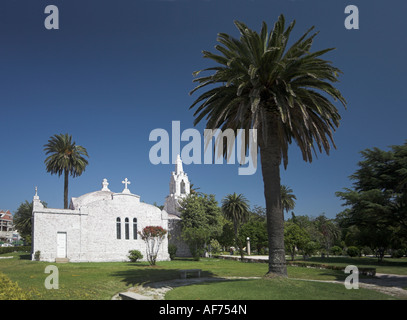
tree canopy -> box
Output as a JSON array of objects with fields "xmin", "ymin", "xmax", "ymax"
[
  {"xmin": 179, "ymin": 193, "xmax": 223, "ymax": 259},
  {"xmin": 336, "ymin": 142, "xmax": 407, "ymax": 260}
]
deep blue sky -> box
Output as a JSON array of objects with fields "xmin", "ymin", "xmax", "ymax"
[{"xmin": 1, "ymin": 0, "xmax": 406, "ymax": 219}]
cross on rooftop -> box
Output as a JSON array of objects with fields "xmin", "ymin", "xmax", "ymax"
[{"xmin": 122, "ymin": 178, "xmax": 131, "ymax": 189}]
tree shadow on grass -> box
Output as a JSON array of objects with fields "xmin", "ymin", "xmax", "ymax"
[
  {"xmin": 305, "ymin": 256, "xmax": 407, "ymax": 268},
  {"xmin": 291, "ymin": 266, "xmax": 407, "ymax": 290},
  {"xmin": 110, "ymin": 266, "xmax": 216, "ymax": 288}
]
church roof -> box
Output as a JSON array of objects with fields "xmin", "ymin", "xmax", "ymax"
[
  {"xmin": 70, "ymin": 190, "xmax": 113, "ymax": 210},
  {"xmin": 167, "ymin": 213, "xmax": 181, "ymax": 220},
  {"xmin": 69, "ymin": 178, "xmax": 140, "ymax": 209}
]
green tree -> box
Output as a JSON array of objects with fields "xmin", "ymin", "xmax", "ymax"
[
  {"xmin": 284, "ymin": 222, "xmax": 310, "ymax": 261},
  {"xmin": 189, "ymin": 16, "xmax": 346, "ymax": 276},
  {"xmin": 179, "ymin": 193, "xmax": 223, "ymax": 260},
  {"xmin": 289, "ymin": 212, "xmax": 312, "ymax": 230},
  {"xmin": 217, "ymin": 219, "xmax": 235, "ymax": 249},
  {"xmin": 44, "ymin": 133, "xmax": 89, "ymax": 209},
  {"xmin": 250, "ymin": 205, "xmax": 267, "ymax": 221},
  {"xmin": 336, "ymin": 142, "xmax": 407, "ymax": 261},
  {"xmin": 13, "ymin": 200, "xmax": 47, "ymax": 244},
  {"xmin": 302, "ymin": 241, "xmax": 319, "ymax": 258},
  {"xmin": 239, "ymin": 219, "xmax": 268, "ymax": 253},
  {"xmin": 222, "ymin": 193, "xmax": 250, "ymax": 259}
]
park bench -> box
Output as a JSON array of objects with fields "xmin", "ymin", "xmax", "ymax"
[
  {"xmin": 179, "ymin": 269, "xmax": 201, "ymax": 279},
  {"xmin": 358, "ymin": 268, "xmax": 376, "ymax": 276}
]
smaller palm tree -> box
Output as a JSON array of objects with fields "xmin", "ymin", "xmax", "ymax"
[
  {"xmin": 189, "ymin": 182, "xmax": 201, "ymax": 195},
  {"xmin": 222, "ymin": 193, "xmax": 250, "ymax": 258},
  {"xmin": 280, "ymin": 185, "xmax": 297, "ymax": 214},
  {"xmin": 44, "ymin": 133, "xmax": 89, "ymax": 209}
]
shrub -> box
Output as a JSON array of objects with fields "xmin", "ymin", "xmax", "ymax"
[
  {"xmin": 209, "ymin": 239, "xmax": 222, "ymax": 255},
  {"xmin": 392, "ymin": 249, "xmax": 405, "ymax": 258},
  {"xmin": 138, "ymin": 226, "xmax": 167, "ymax": 265},
  {"xmin": 128, "ymin": 250, "xmax": 143, "ymax": 262},
  {"xmin": 330, "ymin": 246, "xmax": 343, "ymax": 256},
  {"xmin": 0, "ymin": 272, "xmax": 30, "ymax": 300},
  {"xmin": 34, "ymin": 251, "xmax": 41, "ymax": 261},
  {"xmin": 168, "ymin": 244, "xmax": 177, "ymax": 260},
  {"xmin": 303, "ymin": 241, "xmax": 319, "ymax": 257},
  {"xmin": 191, "ymin": 248, "xmax": 204, "ymax": 261},
  {"xmin": 361, "ymin": 246, "xmax": 373, "ymax": 256},
  {"xmin": 347, "ymin": 246, "xmax": 360, "ymax": 257}
]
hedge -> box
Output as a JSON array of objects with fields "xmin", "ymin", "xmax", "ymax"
[
  {"xmin": 0, "ymin": 246, "xmax": 31, "ymax": 255},
  {"xmin": 287, "ymin": 261, "xmax": 376, "ymax": 276}
]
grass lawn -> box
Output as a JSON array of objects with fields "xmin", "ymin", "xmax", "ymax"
[
  {"xmin": 293, "ymin": 256, "xmax": 407, "ymax": 275},
  {"xmin": 165, "ymin": 278, "xmax": 395, "ymax": 300},
  {"xmin": 0, "ymin": 252, "xmax": 405, "ymax": 300}
]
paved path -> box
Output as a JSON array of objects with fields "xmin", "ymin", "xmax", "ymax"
[
  {"xmin": 112, "ymin": 276, "xmax": 261, "ymax": 300},
  {"xmin": 358, "ymin": 273, "xmax": 407, "ymax": 298}
]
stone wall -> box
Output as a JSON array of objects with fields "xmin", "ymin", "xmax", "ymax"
[{"xmin": 168, "ymin": 217, "xmax": 191, "ymax": 257}]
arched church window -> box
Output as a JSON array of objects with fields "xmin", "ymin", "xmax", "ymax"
[
  {"xmin": 125, "ymin": 218, "xmax": 129, "ymax": 240},
  {"xmin": 133, "ymin": 218, "xmax": 137, "ymax": 240},
  {"xmin": 180, "ymin": 180, "xmax": 186, "ymax": 194},
  {"xmin": 116, "ymin": 218, "xmax": 121, "ymax": 239}
]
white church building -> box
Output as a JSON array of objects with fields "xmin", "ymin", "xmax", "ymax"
[{"xmin": 31, "ymin": 155, "xmax": 191, "ymax": 262}]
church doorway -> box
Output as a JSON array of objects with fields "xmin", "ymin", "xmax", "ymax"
[{"xmin": 56, "ymin": 232, "xmax": 67, "ymax": 258}]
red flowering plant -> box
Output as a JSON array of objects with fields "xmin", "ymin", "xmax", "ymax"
[{"xmin": 138, "ymin": 226, "xmax": 167, "ymax": 266}]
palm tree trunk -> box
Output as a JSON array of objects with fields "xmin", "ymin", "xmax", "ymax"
[
  {"xmin": 64, "ymin": 169, "xmax": 69, "ymax": 209},
  {"xmin": 259, "ymin": 119, "xmax": 287, "ymax": 277}
]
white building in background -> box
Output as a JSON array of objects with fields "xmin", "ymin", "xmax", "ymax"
[
  {"xmin": 0, "ymin": 210, "xmax": 14, "ymax": 243},
  {"xmin": 31, "ymin": 155, "xmax": 191, "ymax": 262}
]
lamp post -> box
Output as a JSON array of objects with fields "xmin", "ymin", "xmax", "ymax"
[{"xmin": 246, "ymin": 237, "xmax": 251, "ymax": 256}]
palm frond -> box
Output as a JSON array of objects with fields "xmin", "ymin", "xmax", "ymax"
[{"xmin": 189, "ymin": 15, "xmax": 346, "ymax": 169}]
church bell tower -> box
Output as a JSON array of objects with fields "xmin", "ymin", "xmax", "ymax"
[{"xmin": 163, "ymin": 154, "xmax": 190, "ymax": 216}]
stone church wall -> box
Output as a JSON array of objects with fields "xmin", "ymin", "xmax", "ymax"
[
  {"xmin": 32, "ymin": 191, "xmax": 170, "ymax": 262},
  {"xmin": 168, "ymin": 218, "xmax": 191, "ymax": 257},
  {"xmin": 32, "ymin": 208, "xmax": 83, "ymax": 262}
]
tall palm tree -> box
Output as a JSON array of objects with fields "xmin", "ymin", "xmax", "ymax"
[
  {"xmin": 281, "ymin": 185, "xmax": 296, "ymax": 214},
  {"xmin": 189, "ymin": 15, "xmax": 346, "ymax": 276},
  {"xmin": 44, "ymin": 133, "xmax": 89, "ymax": 209},
  {"xmin": 221, "ymin": 193, "xmax": 250, "ymax": 258}
]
